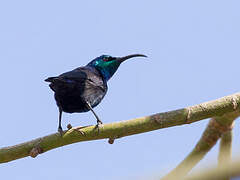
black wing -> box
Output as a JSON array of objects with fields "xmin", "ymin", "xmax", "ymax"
[
  {"xmin": 45, "ymin": 67, "xmax": 87, "ymax": 93},
  {"xmin": 45, "ymin": 67, "xmax": 107, "ymax": 101}
]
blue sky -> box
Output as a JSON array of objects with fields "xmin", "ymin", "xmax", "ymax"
[{"xmin": 0, "ymin": 0, "xmax": 239, "ymax": 179}]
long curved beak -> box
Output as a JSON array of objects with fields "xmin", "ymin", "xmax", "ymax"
[{"xmin": 117, "ymin": 54, "xmax": 147, "ymax": 63}]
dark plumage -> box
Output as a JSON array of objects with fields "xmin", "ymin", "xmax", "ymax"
[{"xmin": 45, "ymin": 54, "xmax": 147, "ymax": 135}]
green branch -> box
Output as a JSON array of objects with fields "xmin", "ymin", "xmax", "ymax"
[
  {"xmin": 219, "ymin": 131, "xmax": 232, "ymax": 166},
  {"xmin": 162, "ymin": 112, "xmax": 239, "ymax": 180},
  {"xmin": 184, "ymin": 159, "xmax": 240, "ymax": 180},
  {"xmin": 218, "ymin": 129, "xmax": 233, "ymax": 180},
  {"xmin": 0, "ymin": 93, "xmax": 240, "ymax": 163}
]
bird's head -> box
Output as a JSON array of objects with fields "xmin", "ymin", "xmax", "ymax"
[{"xmin": 87, "ymin": 54, "xmax": 147, "ymax": 81}]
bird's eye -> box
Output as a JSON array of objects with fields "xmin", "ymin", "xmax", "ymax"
[
  {"xmin": 102, "ymin": 56, "xmax": 116, "ymax": 62},
  {"xmin": 103, "ymin": 58, "xmax": 109, "ymax": 62}
]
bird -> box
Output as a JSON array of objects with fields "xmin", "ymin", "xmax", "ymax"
[{"xmin": 45, "ymin": 54, "xmax": 147, "ymax": 135}]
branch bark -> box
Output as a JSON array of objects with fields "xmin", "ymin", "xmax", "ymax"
[{"xmin": 0, "ymin": 93, "xmax": 240, "ymax": 163}]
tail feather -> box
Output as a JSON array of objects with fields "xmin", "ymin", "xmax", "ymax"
[
  {"xmin": 45, "ymin": 76, "xmax": 75, "ymax": 92},
  {"xmin": 45, "ymin": 77, "xmax": 58, "ymax": 82}
]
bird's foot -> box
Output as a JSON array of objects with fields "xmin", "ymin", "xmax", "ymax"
[
  {"xmin": 95, "ymin": 120, "xmax": 103, "ymax": 134},
  {"xmin": 97, "ymin": 119, "xmax": 103, "ymax": 125},
  {"xmin": 58, "ymin": 127, "xmax": 64, "ymax": 136},
  {"xmin": 96, "ymin": 119, "xmax": 103, "ymax": 129}
]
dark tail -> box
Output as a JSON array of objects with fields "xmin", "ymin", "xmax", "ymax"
[{"xmin": 45, "ymin": 77, "xmax": 58, "ymax": 83}]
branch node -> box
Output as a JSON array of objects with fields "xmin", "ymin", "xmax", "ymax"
[
  {"xmin": 67, "ymin": 124, "xmax": 72, "ymax": 130},
  {"xmin": 29, "ymin": 140, "xmax": 43, "ymax": 158},
  {"xmin": 211, "ymin": 118, "xmax": 233, "ymax": 134},
  {"xmin": 29, "ymin": 139, "xmax": 43, "ymax": 158},
  {"xmin": 186, "ymin": 107, "xmax": 192, "ymax": 124},
  {"xmin": 108, "ymin": 138, "xmax": 115, "ymax": 144},
  {"xmin": 29, "ymin": 146, "xmax": 43, "ymax": 158},
  {"xmin": 108, "ymin": 136, "xmax": 119, "ymax": 144},
  {"xmin": 232, "ymin": 96, "xmax": 238, "ymax": 110},
  {"xmin": 199, "ymin": 103, "xmax": 208, "ymax": 111},
  {"xmin": 151, "ymin": 114, "xmax": 164, "ymax": 128}
]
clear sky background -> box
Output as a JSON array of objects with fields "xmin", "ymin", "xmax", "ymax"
[{"xmin": 0, "ymin": 1, "xmax": 240, "ymax": 179}]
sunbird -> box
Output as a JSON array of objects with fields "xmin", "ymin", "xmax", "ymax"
[{"xmin": 45, "ymin": 54, "xmax": 147, "ymax": 135}]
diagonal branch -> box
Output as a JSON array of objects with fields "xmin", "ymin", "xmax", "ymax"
[
  {"xmin": 0, "ymin": 93, "xmax": 240, "ymax": 163},
  {"xmin": 183, "ymin": 159, "xmax": 240, "ymax": 180},
  {"xmin": 218, "ymin": 128, "xmax": 233, "ymax": 180},
  {"xmin": 162, "ymin": 112, "xmax": 239, "ymax": 180},
  {"xmin": 218, "ymin": 131, "xmax": 232, "ymax": 166}
]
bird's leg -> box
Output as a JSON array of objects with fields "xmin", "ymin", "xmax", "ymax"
[
  {"xmin": 58, "ymin": 108, "xmax": 64, "ymax": 136},
  {"xmin": 86, "ymin": 102, "xmax": 103, "ymax": 126}
]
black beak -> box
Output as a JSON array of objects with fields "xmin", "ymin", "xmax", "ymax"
[{"xmin": 117, "ymin": 54, "xmax": 147, "ymax": 63}]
